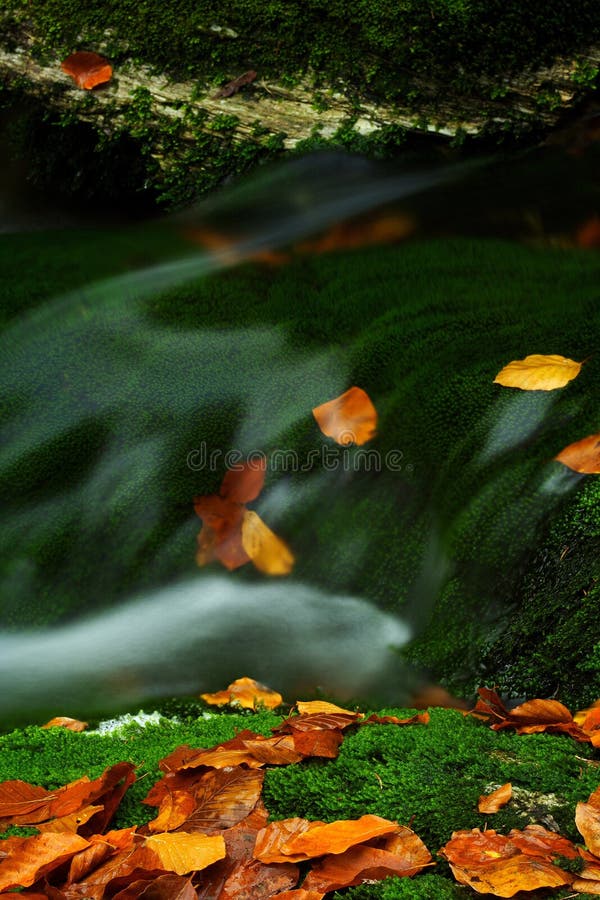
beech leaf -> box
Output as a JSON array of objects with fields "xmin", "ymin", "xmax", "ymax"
[
  {"xmin": 140, "ymin": 832, "xmax": 226, "ymax": 875},
  {"xmin": 478, "ymin": 783, "xmax": 512, "ymax": 814},
  {"xmin": 200, "ymin": 676, "xmax": 283, "ymax": 710},
  {"xmin": 61, "ymin": 52, "xmax": 112, "ymax": 90},
  {"xmin": 0, "ymin": 832, "xmax": 90, "ymax": 891},
  {"xmin": 312, "ymin": 386, "xmax": 377, "ymax": 445},
  {"xmin": 555, "ymin": 432, "xmax": 600, "ymax": 474},
  {"xmin": 42, "ymin": 717, "xmax": 88, "ymax": 732},
  {"xmin": 493, "ymin": 353, "xmax": 583, "ymax": 390},
  {"xmin": 241, "ymin": 510, "xmax": 295, "ymax": 575}
]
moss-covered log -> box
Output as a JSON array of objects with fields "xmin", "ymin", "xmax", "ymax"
[{"xmin": 1, "ymin": 0, "xmax": 599, "ymax": 205}]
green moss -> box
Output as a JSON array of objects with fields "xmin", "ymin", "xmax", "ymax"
[
  {"xmin": 333, "ymin": 875, "xmax": 466, "ymax": 898},
  {"xmin": 1, "ymin": 234, "xmax": 599, "ymax": 702}
]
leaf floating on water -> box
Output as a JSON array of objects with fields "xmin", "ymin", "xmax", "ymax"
[
  {"xmin": 60, "ymin": 52, "xmax": 112, "ymax": 90},
  {"xmin": 555, "ymin": 432, "xmax": 600, "ymax": 474},
  {"xmin": 478, "ymin": 783, "xmax": 512, "ymax": 814},
  {"xmin": 493, "ymin": 354, "xmax": 583, "ymax": 390},
  {"xmin": 201, "ymin": 676, "xmax": 283, "ymax": 710},
  {"xmin": 312, "ymin": 386, "xmax": 377, "ymax": 445},
  {"xmin": 241, "ymin": 510, "xmax": 295, "ymax": 575}
]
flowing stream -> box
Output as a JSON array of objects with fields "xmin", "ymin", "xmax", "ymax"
[{"xmin": 0, "ymin": 145, "xmax": 598, "ymax": 726}]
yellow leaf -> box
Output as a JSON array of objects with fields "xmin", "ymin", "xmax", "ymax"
[
  {"xmin": 493, "ymin": 354, "xmax": 582, "ymax": 391},
  {"xmin": 295, "ymin": 701, "xmax": 358, "ymax": 716},
  {"xmin": 143, "ymin": 832, "xmax": 226, "ymax": 875},
  {"xmin": 241, "ymin": 510, "xmax": 294, "ymax": 575}
]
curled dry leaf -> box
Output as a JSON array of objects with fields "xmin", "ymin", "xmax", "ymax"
[
  {"xmin": 201, "ymin": 676, "xmax": 283, "ymax": 710},
  {"xmin": 576, "ymin": 790, "xmax": 600, "ymax": 856},
  {"xmin": 471, "ymin": 688, "xmax": 591, "ymax": 742},
  {"xmin": 42, "ymin": 717, "xmax": 88, "ymax": 732},
  {"xmin": 0, "ymin": 832, "xmax": 90, "ymax": 892},
  {"xmin": 555, "ymin": 432, "xmax": 600, "ymax": 474},
  {"xmin": 302, "ymin": 828, "xmax": 433, "ymax": 893},
  {"xmin": 312, "ymin": 386, "xmax": 377, "ymax": 445},
  {"xmin": 440, "ymin": 827, "xmax": 575, "ymax": 897},
  {"xmin": 254, "ymin": 814, "xmax": 400, "ymax": 863},
  {"xmin": 61, "ymin": 51, "xmax": 112, "ymax": 89},
  {"xmin": 493, "ymin": 353, "xmax": 583, "ymax": 391},
  {"xmin": 478, "ymin": 783, "xmax": 512, "ymax": 814}
]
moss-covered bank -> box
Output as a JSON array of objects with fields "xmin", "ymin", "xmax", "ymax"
[
  {"xmin": 1, "ymin": 0, "xmax": 599, "ymax": 206},
  {"xmin": 0, "ymin": 705, "xmax": 598, "ymax": 898},
  {"xmin": 0, "ymin": 229, "xmax": 599, "ymax": 709}
]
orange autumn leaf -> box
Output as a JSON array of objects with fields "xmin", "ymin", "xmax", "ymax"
[
  {"xmin": 555, "ymin": 432, "xmax": 600, "ymax": 474},
  {"xmin": 254, "ymin": 815, "xmax": 400, "ymax": 863},
  {"xmin": 102, "ymin": 872, "xmax": 198, "ymax": 899},
  {"xmin": 220, "ymin": 460, "xmax": 266, "ymax": 504},
  {"xmin": 301, "ymin": 827, "xmax": 433, "ymax": 892},
  {"xmin": 241, "ymin": 510, "xmax": 295, "ymax": 575},
  {"xmin": 36, "ymin": 804, "xmax": 103, "ymax": 834},
  {"xmin": 194, "ymin": 460, "xmax": 293, "ymax": 575},
  {"xmin": 147, "ymin": 791, "xmax": 197, "ymax": 834},
  {"xmin": 440, "ymin": 827, "xmax": 574, "ymax": 897},
  {"xmin": 312, "ymin": 386, "xmax": 377, "ymax": 446},
  {"xmin": 295, "ymin": 700, "xmax": 358, "ymax": 716},
  {"xmin": 201, "ymin": 676, "xmax": 283, "ymax": 710},
  {"xmin": 576, "ymin": 791, "xmax": 600, "ymax": 857},
  {"xmin": 240, "ymin": 735, "xmax": 304, "ymax": 766},
  {"xmin": 272, "ymin": 892, "xmax": 325, "ymax": 900},
  {"xmin": 493, "ymin": 354, "xmax": 583, "ymax": 391},
  {"xmin": 478, "ymin": 783, "xmax": 512, "ymax": 814},
  {"xmin": 42, "ymin": 717, "xmax": 88, "ymax": 732},
  {"xmin": 572, "ymin": 879, "xmax": 600, "ymax": 895},
  {"xmin": 0, "ymin": 832, "xmax": 90, "ymax": 892},
  {"xmin": 575, "ymin": 698, "xmax": 600, "ymax": 725},
  {"xmin": 471, "ymin": 688, "xmax": 591, "ymax": 742},
  {"xmin": 61, "ymin": 52, "xmax": 112, "ymax": 90},
  {"xmin": 362, "ymin": 712, "xmax": 430, "ymax": 726},
  {"xmin": 290, "ymin": 728, "xmax": 343, "ymax": 759}
]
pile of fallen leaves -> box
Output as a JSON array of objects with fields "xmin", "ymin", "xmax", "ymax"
[{"xmin": 1, "ymin": 685, "xmax": 599, "ymax": 898}]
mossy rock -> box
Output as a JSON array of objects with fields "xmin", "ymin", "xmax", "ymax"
[
  {"xmin": 0, "ymin": 707, "xmax": 597, "ymax": 898},
  {"xmin": 0, "ymin": 229, "xmax": 599, "ymax": 711}
]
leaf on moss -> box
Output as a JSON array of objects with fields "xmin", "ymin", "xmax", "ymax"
[
  {"xmin": 493, "ymin": 354, "xmax": 583, "ymax": 390},
  {"xmin": 136, "ymin": 832, "xmax": 226, "ymax": 875},
  {"xmin": 576, "ymin": 789, "xmax": 600, "ymax": 857},
  {"xmin": 41, "ymin": 717, "xmax": 88, "ymax": 732},
  {"xmin": 0, "ymin": 833, "xmax": 90, "ymax": 892},
  {"xmin": 254, "ymin": 815, "xmax": 400, "ymax": 863},
  {"xmin": 201, "ymin": 676, "xmax": 283, "ymax": 710},
  {"xmin": 312, "ymin": 386, "xmax": 377, "ymax": 445},
  {"xmin": 555, "ymin": 433, "xmax": 600, "ymax": 474},
  {"xmin": 301, "ymin": 828, "xmax": 433, "ymax": 892},
  {"xmin": 440, "ymin": 827, "xmax": 574, "ymax": 897},
  {"xmin": 478, "ymin": 783, "xmax": 512, "ymax": 814},
  {"xmin": 61, "ymin": 52, "xmax": 112, "ymax": 90},
  {"xmin": 471, "ymin": 688, "xmax": 591, "ymax": 742}
]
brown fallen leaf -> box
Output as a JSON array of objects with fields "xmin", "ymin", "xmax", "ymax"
[
  {"xmin": 108, "ymin": 872, "xmax": 198, "ymax": 900},
  {"xmin": 274, "ymin": 710, "xmax": 362, "ymax": 734},
  {"xmin": 213, "ymin": 70, "xmax": 257, "ymax": 99},
  {"xmin": 312, "ymin": 386, "xmax": 377, "ymax": 446},
  {"xmin": 290, "ymin": 729, "xmax": 343, "ymax": 759},
  {"xmin": 42, "ymin": 717, "xmax": 88, "ymax": 732},
  {"xmin": 301, "ymin": 828, "xmax": 433, "ymax": 892},
  {"xmin": 0, "ymin": 832, "xmax": 90, "ymax": 892},
  {"xmin": 36, "ymin": 804, "xmax": 104, "ymax": 834},
  {"xmin": 440, "ymin": 827, "xmax": 575, "ymax": 897},
  {"xmin": 295, "ymin": 701, "xmax": 357, "ymax": 716},
  {"xmin": 271, "ymin": 892, "xmax": 325, "ymax": 900},
  {"xmin": 201, "ymin": 676, "xmax": 283, "ymax": 710},
  {"xmin": 576, "ymin": 788, "xmax": 600, "ymax": 856},
  {"xmin": 362, "ymin": 712, "xmax": 430, "ymax": 727},
  {"xmin": 172, "ymin": 767, "xmax": 265, "ymax": 834},
  {"xmin": 493, "ymin": 354, "xmax": 583, "ymax": 391},
  {"xmin": 470, "ymin": 688, "xmax": 591, "ymax": 742},
  {"xmin": 478, "ymin": 783, "xmax": 512, "ymax": 814},
  {"xmin": 61, "ymin": 52, "xmax": 112, "ymax": 90},
  {"xmin": 555, "ymin": 432, "xmax": 600, "ymax": 474},
  {"xmin": 254, "ymin": 814, "xmax": 400, "ymax": 864}
]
